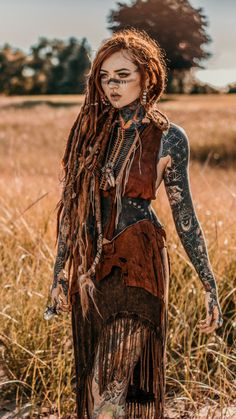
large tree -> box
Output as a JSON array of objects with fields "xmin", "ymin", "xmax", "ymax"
[{"xmin": 108, "ymin": 0, "xmax": 212, "ymax": 92}]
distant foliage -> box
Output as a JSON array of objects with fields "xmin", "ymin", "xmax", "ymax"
[
  {"xmin": 227, "ymin": 82, "xmax": 236, "ymax": 93},
  {"xmin": 190, "ymin": 81, "xmax": 220, "ymax": 94},
  {"xmin": 0, "ymin": 45, "xmax": 27, "ymax": 95},
  {"xmin": 0, "ymin": 37, "xmax": 91, "ymax": 95},
  {"xmin": 108, "ymin": 0, "xmax": 212, "ymax": 93}
]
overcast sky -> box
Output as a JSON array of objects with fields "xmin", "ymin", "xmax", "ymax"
[{"xmin": 0, "ymin": 0, "xmax": 235, "ymax": 88}]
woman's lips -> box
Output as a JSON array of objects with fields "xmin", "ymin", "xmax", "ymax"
[{"xmin": 110, "ymin": 93, "xmax": 121, "ymax": 101}]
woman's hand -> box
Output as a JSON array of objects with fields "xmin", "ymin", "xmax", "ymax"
[
  {"xmin": 50, "ymin": 277, "xmax": 70, "ymax": 313},
  {"xmin": 197, "ymin": 290, "xmax": 223, "ymax": 334}
]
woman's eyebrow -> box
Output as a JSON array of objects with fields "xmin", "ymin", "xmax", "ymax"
[{"xmin": 100, "ymin": 68, "xmax": 131, "ymax": 73}]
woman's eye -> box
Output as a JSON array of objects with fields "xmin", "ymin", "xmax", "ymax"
[{"xmin": 100, "ymin": 74, "xmax": 129, "ymax": 78}]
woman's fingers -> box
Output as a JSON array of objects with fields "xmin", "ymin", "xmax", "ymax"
[
  {"xmin": 197, "ymin": 320, "xmax": 210, "ymax": 330},
  {"xmin": 198, "ymin": 312, "xmax": 214, "ymax": 329},
  {"xmin": 198, "ymin": 319, "xmax": 217, "ymax": 333},
  {"xmin": 197, "ymin": 310, "xmax": 223, "ymax": 334},
  {"xmin": 58, "ymin": 304, "xmax": 70, "ymax": 312},
  {"xmin": 51, "ymin": 286, "xmax": 60, "ymax": 304},
  {"xmin": 198, "ymin": 312, "xmax": 212, "ymax": 327},
  {"xmin": 50, "ymin": 282, "xmax": 70, "ymax": 313},
  {"xmin": 55, "ymin": 284, "xmax": 70, "ymax": 313}
]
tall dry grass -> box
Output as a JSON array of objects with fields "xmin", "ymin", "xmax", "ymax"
[{"xmin": 0, "ymin": 95, "xmax": 235, "ymax": 417}]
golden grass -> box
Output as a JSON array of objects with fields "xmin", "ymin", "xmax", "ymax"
[
  {"xmin": 160, "ymin": 94, "xmax": 236, "ymax": 167},
  {"xmin": 0, "ymin": 95, "xmax": 235, "ymax": 417}
]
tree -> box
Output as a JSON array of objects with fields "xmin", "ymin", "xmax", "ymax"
[
  {"xmin": 27, "ymin": 36, "xmax": 91, "ymax": 94},
  {"xmin": 107, "ymin": 0, "xmax": 212, "ymax": 92},
  {"xmin": 0, "ymin": 37, "xmax": 92, "ymax": 95},
  {"xmin": 227, "ymin": 82, "xmax": 236, "ymax": 94},
  {"xmin": 0, "ymin": 44, "xmax": 27, "ymax": 95},
  {"xmin": 53, "ymin": 37, "xmax": 91, "ymax": 94},
  {"xmin": 26, "ymin": 37, "xmax": 56, "ymax": 94}
]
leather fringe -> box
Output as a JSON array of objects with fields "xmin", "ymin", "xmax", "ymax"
[
  {"xmin": 74, "ymin": 314, "xmax": 167, "ymax": 418},
  {"xmin": 97, "ymin": 315, "xmax": 166, "ymax": 418},
  {"xmin": 126, "ymin": 400, "xmax": 155, "ymax": 418}
]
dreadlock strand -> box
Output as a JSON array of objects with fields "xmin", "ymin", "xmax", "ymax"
[
  {"xmin": 76, "ymin": 107, "xmax": 116, "ymax": 316},
  {"xmin": 92, "ymin": 90, "xmax": 100, "ymax": 134},
  {"xmin": 55, "ymin": 199, "xmax": 64, "ymax": 246},
  {"xmin": 78, "ymin": 173, "xmax": 103, "ymax": 318},
  {"xmin": 66, "ymin": 115, "xmax": 86, "ymax": 175}
]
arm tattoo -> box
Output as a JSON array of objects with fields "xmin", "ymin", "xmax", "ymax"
[
  {"xmin": 52, "ymin": 212, "xmax": 70, "ymax": 293},
  {"xmin": 162, "ymin": 124, "xmax": 219, "ymax": 311}
]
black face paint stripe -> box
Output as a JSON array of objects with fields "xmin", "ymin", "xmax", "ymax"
[{"xmin": 101, "ymin": 78, "xmax": 137, "ymax": 85}]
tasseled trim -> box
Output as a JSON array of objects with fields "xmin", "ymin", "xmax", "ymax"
[
  {"xmin": 73, "ymin": 306, "xmax": 168, "ymax": 418},
  {"xmin": 89, "ymin": 173, "xmax": 95, "ymax": 216},
  {"xmin": 114, "ymin": 180, "xmax": 122, "ymax": 229},
  {"xmin": 126, "ymin": 400, "xmax": 155, "ymax": 418},
  {"xmin": 122, "ymin": 130, "xmax": 141, "ymax": 193},
  {"xmin": 137, "ymin": 129, "xmax": 143, "ymax": 175},
  {"xmin": 97, "ymin": 314, "xmax": 167, "ymax": 418},
  {"xmin": 76, "ymin": 175, "xmax": 103, "ymax": 318}
]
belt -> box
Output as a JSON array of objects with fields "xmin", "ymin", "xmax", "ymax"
[{"xmin": 101, "ymin": 195, "xmax": 163, "ymax": 240}]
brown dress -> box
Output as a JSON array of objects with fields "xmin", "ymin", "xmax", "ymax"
[{"xmin": 71, "ymin": 119, "xmax": 170, "ymax": 418}]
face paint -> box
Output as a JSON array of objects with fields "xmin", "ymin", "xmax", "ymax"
[
  {"xmin": 101, "ymin": 77, "xmax": 138, "ymax": 86},
  {"xmin": 99, "ymin": 50, "xmax": 143, "ymax": 108}
]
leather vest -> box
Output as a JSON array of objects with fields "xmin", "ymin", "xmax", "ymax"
[
  {"xmin": 70, "ymin": 118, "xmax": 169, "ymax": 297},
  {"xmin": 100, "ymin": 120, "xmax": 164, "ymax": 241}
]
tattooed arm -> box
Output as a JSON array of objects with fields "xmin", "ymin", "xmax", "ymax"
[
  {"xmin": 50, "ymin": 211, "xmax": 70, "ymax": 312},
  {"xmin": 162, "ymin": 123, "xmax": 223, "ymax": 333}
]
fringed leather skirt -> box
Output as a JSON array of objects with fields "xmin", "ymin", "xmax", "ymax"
[{"xmin": 71, "ymin": 246, "xmax": 170, "ymax": 418}]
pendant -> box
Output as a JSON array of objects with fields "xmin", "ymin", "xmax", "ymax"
[
  {"xmin": 101, "ymin": 162, "xmax": 115, "ymax": 187},
  {"xmin": 108, "ymin": 171, "xmax": 115, "ymax": 187}
]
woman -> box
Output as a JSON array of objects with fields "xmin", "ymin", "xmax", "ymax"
[{"xmin": 44, "ymin": 29, "xmax": 223, "ymax": 418}]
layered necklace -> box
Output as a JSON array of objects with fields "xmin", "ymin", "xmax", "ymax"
[
  {"xmin": 100, "ymin": 100, "xmax": 146, "ymax": 191},
  {"xmin": 99, "ymin": 100, "xmax": 147, "ymax": 228}
]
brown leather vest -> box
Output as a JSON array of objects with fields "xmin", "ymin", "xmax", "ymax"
[
  {"xmin": 70, "ymin": 119, "xmax": 168, "ymax": 297},
  {"xmin": 100, "ymin": 120, "xmax": 163, "ymax": 241},
  {"xmin": 94, "ymin": 119, "xmax": 169, "ymax": 298},
  {"xmin": 122, "ymin": 121, "xmax": 162, "ymax": 200}
]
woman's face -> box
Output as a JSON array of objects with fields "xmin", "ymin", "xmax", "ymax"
[{"xmin": 99, "ymin": 50, "xmax": 143, "ymax": 108}]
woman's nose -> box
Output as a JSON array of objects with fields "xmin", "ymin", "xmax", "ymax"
[{"xmin": 107, "ymin": 78, "xmax": 120, "ymax": 88}]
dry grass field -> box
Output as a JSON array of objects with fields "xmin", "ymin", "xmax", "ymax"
[{"xmin": 0, "ymin": 94, "xmax": 235, "ymax": 418}]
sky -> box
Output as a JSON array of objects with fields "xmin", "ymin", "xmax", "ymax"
[{"xmin": 0, "ymin": 0, "xmax": 235, "ymax": 88}]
